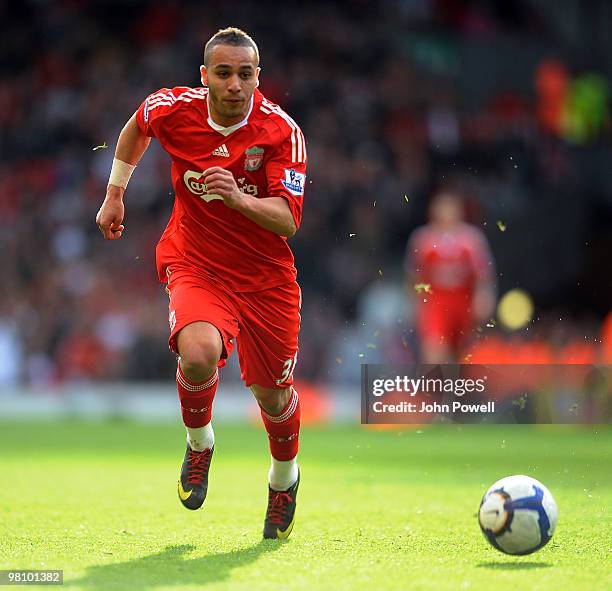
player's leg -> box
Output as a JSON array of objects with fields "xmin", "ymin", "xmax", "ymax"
[
  {"xmin": 421, "ymin": 337, "xmax": 453, "ymax": 364},
  {"xmin": 235, "ymin": 281, "xmax": 301, "ymax": 538},
  {"xmin": 174, "ymin": 322, "xmax": 224, "ymax": 510},
  {"xmin": 176, "ymin": 321, "xmax": 222, "ymax": 451},
  {"xmin": 251, "ymin": 384, "xmax": 300, "ymax": 491},
  {"xmin": 417, "ymin": 297, "xmax": 454, "ymax": 364},
  {"xmin": 454, "ymin": 294, "xmax": 478, "ymax": 361},
  {"xmin": 166, "ymin": 271, "xmax": 239, "ymax": 510},
  {"xmin": 251, "ymin": 383, "xmax": 301, "ymax": 539}
]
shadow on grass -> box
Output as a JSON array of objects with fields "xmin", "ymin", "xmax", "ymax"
[
  {"xmin": 65, "ymin": 541, "xmax": 281, "ymax": 590},
  {"xmin": 477, "ymin": 561, "xmax": 553, "ymax": 570}
]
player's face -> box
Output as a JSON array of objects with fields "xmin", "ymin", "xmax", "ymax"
[
  {"xmin": 201, "ymin": 45, "xmax": 260, "ymax": 126},
  {"xmin": 430, "ymin": 194, "xmax": 463, "ymax": 226}
]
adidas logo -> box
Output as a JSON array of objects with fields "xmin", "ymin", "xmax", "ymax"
[{"xmin": 212, "ymin": 144, "xmax": 230, "ymax": 157}]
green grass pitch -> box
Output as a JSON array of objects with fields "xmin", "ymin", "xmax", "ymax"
[{"xmin": 0, "ymin": 421, "xmax": 610, "ymax": 590}]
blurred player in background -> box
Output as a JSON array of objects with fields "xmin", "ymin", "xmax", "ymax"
[
  {"xmin": 406, "ymin": 189, "xmax": 496, "ymax": 363},
  {"xmin": 95, "ymin": 27, "xmax": 306, "ymax": 539}
]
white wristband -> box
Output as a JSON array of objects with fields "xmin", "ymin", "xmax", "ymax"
[{"xmin": 108, "ymin": 158, "xmax": 136, "ymax": 189}]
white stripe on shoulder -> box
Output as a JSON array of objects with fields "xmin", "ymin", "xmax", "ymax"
[
  {"xmin": 262, "ymin": 100, "xmax": 297, "ymax": 162},
  {"xmin": 179, "ymin": 89, "xmax": 207, "ymax": 98},
  {"xmin": 147, "ymin": 100, "xmax": 175, "ymax": 112},
  {"xmin": 177, "ymin": 91, "xmax": 207, "ymax": 103},
  {"xmin": 148, "ymin": 88, "xmax": 206, "ymax": 109},
  {"xmin": 148, "ymin": 97, "xmax": 174, "ymax": 110},
  {"xmin": 261, "ymin": 99, "xmax": 306, "ymax": 163},
  {"xmin": 262, "ymin": 99, "xmax": 302, "ymax": 133},
  {"xmin": 149, "ymin": 90, "xmax": 175, "ymax": 103},
  {"xmin": 149, "ymin": 94, "xmax": 175, "ymax": 107},
  {"xmin": 272, "ymin": 105, "xmax": 304, "ymax": 162}
]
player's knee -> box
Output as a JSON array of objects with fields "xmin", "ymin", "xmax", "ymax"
[
  {"xmin": 180, "ymin": 344, "xmax": 220, "ymax": 377},
  {"xmin": 251, "ymin": 385, "xmax": 292, "ymax": 415},
  {"xmin": 178, "ymin": 334, "xmax": 222, "ymax": 381}
]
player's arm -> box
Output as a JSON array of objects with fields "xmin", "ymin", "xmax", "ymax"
[
  {"xmin": 202, "ymin": 167, "xmax": 297, "ymax": 237},
  {"xmin": 96, "ymin": 114, "xmax": 151, "ymax": 240},
  {"xmin": 474, "ymin": 284, "xmax": 496, "ymax": 322},
  {"xmin": 230, "ymin": 195, "xmax": 297, "ymax": 237},
  {"xmin": 470, "ymin": 230, "xmax": 497, "ymax": 321},
  {"xmin": 404, "ymin": 233, "xmax": 424, "ymax": 297}
]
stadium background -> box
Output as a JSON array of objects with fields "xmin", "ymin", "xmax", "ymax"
[
  {"xmin": 1, "ymin": 0, "xmax": 612, "ymax": 392},
  {"xmin": 1, "ymin": 2, "xmax": 611, "ymax": 590}
]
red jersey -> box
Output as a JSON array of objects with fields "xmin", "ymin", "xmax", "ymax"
[
  {"xmin": 135, "ymin": 86, "xmax": 307, "ymax": 291},
  {"xmin": 407, "ymin": 223, "xmax": 493, "ymax": 296}
]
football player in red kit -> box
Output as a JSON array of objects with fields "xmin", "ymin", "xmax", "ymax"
[
  {"xmin": 96, "ymin": 28, "xmax": 305, "ymax": 539},
  {"xmin": 406, "ymin": 190, "xmax": 496, "ymax": 364}
]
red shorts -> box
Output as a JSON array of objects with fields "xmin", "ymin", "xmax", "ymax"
[
  {"xmin": 165, "ymin": 266, "xmax": 301, "ymax": 389},
  {"xmin": 416, "ymin": 292, "xmax": 473, "ymax": 350}
]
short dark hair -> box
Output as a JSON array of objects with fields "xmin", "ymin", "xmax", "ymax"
[{"xmin": 204, "ymin": 27, "xmax": 259, "ymax": 66}]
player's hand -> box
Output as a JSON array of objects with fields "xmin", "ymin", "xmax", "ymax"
[
  {"xmin": 96, "ymin": 186, "xmax": 125, "ymax": 240},
  {"xmin": 202, "ymin": 167, "xmax": 245, "ymax": 209},
  {"xmin": 473, "ymin": 285, "xmax": 496, "ymax": 322}
]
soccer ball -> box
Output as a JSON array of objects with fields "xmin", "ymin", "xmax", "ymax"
[{"xmin": 478, "ymin": 475, "xmax": 558, "ymax": 555}]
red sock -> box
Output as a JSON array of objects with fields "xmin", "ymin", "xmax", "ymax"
[
  {"xmin": 260, "ymin": 388, "xmax": 301, "ymax": 461},
  {"xmin": 176, "ymin": 363, "xmax": 219, "ymax": 428}
]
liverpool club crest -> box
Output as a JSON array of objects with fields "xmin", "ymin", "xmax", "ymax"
[{"xmin": 244, "ymin": 146, "xmax": 264, "ymax": 171}]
